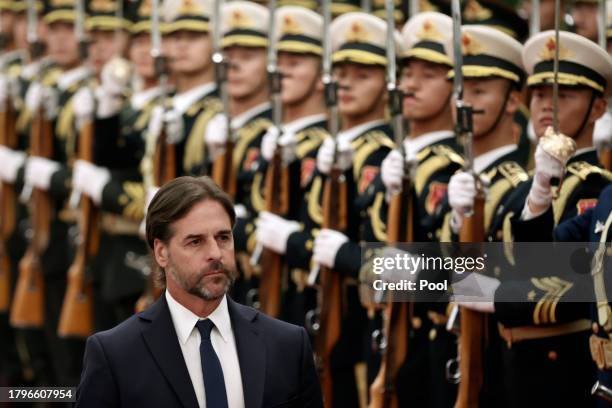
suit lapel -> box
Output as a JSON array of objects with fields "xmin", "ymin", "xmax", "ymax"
[
  {"xmin": 228, "ymin": 298, "xmax": 266, "ymax": 408},
  {"xmin": 139, "ymin": 295, "xmax": 199, "ymax": 408}
]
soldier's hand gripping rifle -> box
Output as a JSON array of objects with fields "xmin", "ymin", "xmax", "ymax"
[
  {"xmin": 0, "ymin": 0, "xmax": 24, "ymax": 312},
  {"xmin": 211, "ymin": 0, "xmax": 236, "ymax": 198},
  {"xmin": 449, "ymin": 0, "xmax": 487, "ymax": 405},
  {"xmin": 368, "ymin": 2, "xmax": 411, "ymax": 407},
  {"xmin": 254, "ymin": 0, "xmax": 291, "ymax": 318},
  {"xmin": 10, "ymin": 0, "xmax": 50, "ymax": 328},
  {"xmin": 135, "ymin": 0, "xmax": 173, "ymax": 313},
  {"xmin": 57, "ymin": 0, "xmax": 97, "ymax": 338},
  {"xmin": 306, "ymin": 1, "xmax": 346, "ymax": 404}
]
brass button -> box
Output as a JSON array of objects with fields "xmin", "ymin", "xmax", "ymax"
[
  {"xmin": 429, "ymin": 328, "xmax": 437, "ymax": 341},
  {"xmin": 412, "ymin": 317, "xmax": 422, "ymax": 330},
  {"xmin": 547, "ymin": 350, "xmax": 558, "ymax": 361}
]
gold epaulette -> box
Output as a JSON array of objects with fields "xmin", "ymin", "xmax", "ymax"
[
  {"xmin": 7, "ymin": 63, "xmax": 21, "ymax": 78},
  {"xmin": 232, "ymin": 117, "xmax": 273, "ymax": 172},
  {"xmin": 352, "ymin": 130, "xmax": 394, "ymax": 180},
  {"xmin": 566, "ymin": 161, "xmax": 611, "ymax": 181},
  {"xmin": 295, "ymin": 127, "xmax": 328, "ymax": 159},
  {"xmin": 42, "ymin": 67, "xmax": 62, "ymax": 87},
  {"xmin": 183, "ymin": 96, "xmax": 223, "ymax": 172},
  {"xmin": 484, "ymin": 161, "xmax": 527, "ymax": 233},
  {"xmin": 497, "ymin": 161, "xmax": 529, "ymax": 188}
]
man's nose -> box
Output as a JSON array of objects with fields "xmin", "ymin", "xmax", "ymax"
[{"xmin": 206, "ymin": 239, "xmax": 222, "ymax": 261}]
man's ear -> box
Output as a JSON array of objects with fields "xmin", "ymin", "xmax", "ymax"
[
  {"xmin": 154, "ymin": 239, "xmax": 169, "ymax": 269},
  {"xmin": 505, "ymin": 87, "xmax": 521, "ymax": 116},
  {"xmin": 589, "ymin": 96, "xmax": 607, "ymax": 124}
]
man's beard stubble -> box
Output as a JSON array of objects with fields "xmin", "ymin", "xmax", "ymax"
[{"xmin": 169, "ymin": 259, "xmax": 237, "ymax": 301}]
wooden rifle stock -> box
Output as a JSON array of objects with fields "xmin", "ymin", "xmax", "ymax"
[
  {"xmin": 10, "ymin": 108, "xmax": 53, "ymax": 328},
  {"xmin": 258, "ymin": 148, "xmax": 290, "ymax": 317},
  {"xmin": 600, "ymin": 148, "xmax": 612, "ymax": 172},
  {"xmin": 135, "ymin": 127, "xmax": 176, "ymax": 313},
  {"xmin": 316, "ymin": 166, "xmax": 347, "ymax": 405},
  {"xmin": 370, "ymin": 176, "xmax": 413, "ymax": 408},
  {"xmin": 0, "ymin": 98, "xmax": 18, "ymax": 311},
  {"xmin": 455, "ymin": 192, "xmax": 486, "ymax": 408},
  {"xmin": 58, "ymin": 120, "xmax": 98, "ymax": 338},
  {"xmin": 212, "ymin": 139, "xmax": 236, "ymax": 198}
]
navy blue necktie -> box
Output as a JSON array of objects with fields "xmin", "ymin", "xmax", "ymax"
[{"xmin": 195, "ymin": 319, "xmax": 229, "ymax": 408}]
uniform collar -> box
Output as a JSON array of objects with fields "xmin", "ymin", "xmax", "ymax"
[
  {"xmin": 172, "ymin": 82, "xmax": 216, "ymax": 115},
  {"xmin": 165, "ymin": 290, "xmax": 232, "ymax": 346},
  {"xmin": 231, "ymin": 102, "xmax": 271, "ymax": 130},
  {"xmin": 283, "ymin": 113, "xmax": 327, "ymax": 134},
  {"xmin": 338, "ymin": 119, "xmax": 387, "ymax": 144},
  {"xmin": 130, "ymin": 86, "xmax": 163, "ymax": 110},
  {"xmin": 404, "ymin": 130, "xmax": 454, "ymax": 154},
  {"xmin": 473, "ymin": 144, "xmax": 517, "ymax": 174},
  {"xmin": 57, "ymin": 66, "xmax": 90, "ymax": 91}
]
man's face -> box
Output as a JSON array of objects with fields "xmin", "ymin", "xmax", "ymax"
[
  {"xmin": 0, "ymin": 10, "xmax": 15, "ymax": 40},
  {"xmin": 456, "ymin": 78, "xmax": 513, "ymax": 138},
  {"xmin": 154, "ymin": 199, "xmax": 237, "ymax": 301},
  {"xmin": 400, "ymin": 58, "xmax": 452, "ymax": 121},
  {"xmin": 530, "ymin": 85, "xmax": 599, "ymax": 138},
  {"xmin": 334, "ymin": 62, "xmax": 387, "ymax": 118},
  {"xmin": 278, "ymin": 52, "xmax": 322, "ymax": 106},
  {"xmin": 46, "ymin": 21, "xmax": 79, "ymax": 69},
  {"xmin": 89, "ymin": 30, "xmax": 129, "ymax": 75},
  {"xmin": 572, "ymin": 2, "xmax": 599, "ymax": 42},
  {"xmin": 168, "ymin": 30, "xmax": 212, "ymax": 76},
  {"xmin": 226, "ymin": 46, "xmax": 268, "ymax": 100},
  {"xmin": 12, "ymin": 12, "xmax": 28, "ymax": 50},
  {"xmin": 129, "ymin": 33, "xmax": 154, "ymax": 80}
]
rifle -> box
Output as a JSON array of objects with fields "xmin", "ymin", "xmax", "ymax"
[
  {"xmin": 0, "ymin": 6, "xmax": 19, "ymax": 312},
  {"xmin": 9, "ymin": 0, "xmax": 50, "ymax": 328},
  {"xmin": 308, "ymin": 1, "xmax": 346, "ymax": 403},
  {"xmin": 369, "ymin": 2, "xmax": 411, "ymax": 407},
  {"xmin": 450, "ymin": 0, "xmax": 487, "ymax": 405},
  {"xmin": 253, "ymin": 0, "xmax": 291, "ymax": 318},
  {"xmin": 211, "ymin": 0, "xmax": 236, "ymax": 198},
  {"xmin": 57, "ymin": 0, "xmax": 95, "ymax": 338},
  {"xmin": 135, "ymin": 0, "xmax": 171, "ymax": 313}
]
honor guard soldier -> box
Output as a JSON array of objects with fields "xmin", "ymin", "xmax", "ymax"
[
  {"xmin": 571, "ymin": 0, "xmax": 601, "ymax": 42},
  {"xmin": 479, "ymin": 30, "xmax": 612, "ymax": 407},
  {"xmin": 370, "ymin": 12, "xmax": 463, "ymax": 408},
  {"xmin": 17, "ymin": 0, "xmax": 87, "ymax": 386},
  {"xmin": 205, "ymin": 0, "xmax": 272, "ymax": 298},
  {"xmin": 69, "ymin": 0, "xmax": 148, "ymax": 331},
  {"xmin": 309, "ymin": 12, "xmax": 397, "ymax": 407},
  {"xmin": 252, "ymin": 5, "xmax": 328, "ymax": 325}
]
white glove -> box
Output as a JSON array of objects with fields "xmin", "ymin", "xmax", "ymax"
[
  {"xmin": 25, "ymin": 82, "xmax": 43, "ymax": 113},
  {"xmin": 95, "ymin": 87, "xmax": 123, "ymax": 119},
  {"xmin": 255, "ymin": 211, "xmax": 300, "ymax": 254},
  {"xmin": 164, "ymin": 109, "xmax": 184, "ymax": 144},
  {"xmin": 41, "ymin": 86, "xmax": 59, "ymax": 120},
  {"xmin": 145, "ymin": 186, "xmax": 160, "ymax": 213},
  {"xmin": 381, "ymin": 149, "xmax": 404, "ymax": 199},
  {"xmin": 312, "ymin": 228, "xmax": 349, "ymax": 268},
  {"xmin": 316, "ymin": 137, "xmax": 354, "ymax": 175},
  {"xmin": 448, "ymin": 171, "xmax": 476, "ymax": 234},
  {"xmin": 523, "ymin": 143, "xmax": 565, "ymax": 218},
  {"xmin": 261, "ymin": 126, "xmax": 298, "ymax": 164},
  {"xmin": 0, "ymin": 146, "xmax": 26, "ymax": 183},
  {"xmin": 451, "ymin": 272, "xmax": 500, "ymax": 313},
  {"xmin": 234, "ymin": 203, "xmax": 247, "ymax": 219},
  {"xmin": 100, "ymin": 57, "xmax": 131, "ymax": 97},
  {"xmin": 594, "ymin": 112, "xmax": 612, "ymax": 151},
  {"xmin": 72, "ymin": 87, "xmax": 95, "ymax": 128},
  {"xmin": 24, "ymin": 156, "xmax": 60, "ymax": 191},
  {"xmin": 146, "ymin": 105, "xmax": 164, "ymax": 141},
  {"xmin": 71, "ymin": 159, "xmax": 110, "ymax": 205},
  {"xmin": 205, "ymin": 113, "xmax": 229, "ymax": 161}
]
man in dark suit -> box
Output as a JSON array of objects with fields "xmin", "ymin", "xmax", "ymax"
[{"xmin": 76, "ymin": 176, "xmax": 323, "ymax": 408}]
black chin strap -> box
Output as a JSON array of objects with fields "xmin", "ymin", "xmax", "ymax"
[{"xmin": 480, "ymin": 82, "xmax": 514, "ymax": 137}]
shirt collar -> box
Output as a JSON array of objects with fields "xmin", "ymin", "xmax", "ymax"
[
  {"xmin": 231, "ymin": 102, "xmax": 271, "ymax": 130},
  {"xmin": 573, "ymin": 146, "xmax": 597, "ymax": 158},
  {"xmin": 337, "ymin": 119, "xmax": 386, "ymax": 144},
  {"xmin": 131, "ymin": 86, "xmax": 163, "ymax": 110},
  {"xmin": 404, "ymin": 130, "xmax": 454, "ymax": 154},
  {"xmin": 172, "ymin": 82, "xmax": 216, "ymax": 115},
  {"xmin": 474, "ymin": 144, "xmax": 517, "ymax": 174},
  {"xmin": 165, "ymin": 290, "xmax": 232, "ymax": 345},
  {"xmin": 57, "ymin": 66, "xmax": 90, "ymax": 91},
  {"xmin": 282, "ymin": 114, "xmax": 327, "ymax": 134}
]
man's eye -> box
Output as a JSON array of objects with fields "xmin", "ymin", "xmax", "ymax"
[{"xmin": 189, "ymin": 239, "xmax": 201, "ymax": 247}]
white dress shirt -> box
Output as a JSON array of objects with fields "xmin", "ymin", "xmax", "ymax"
[{"xmin": 165, "ymin": 291, "xmax": 245, "ymax": 408}]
